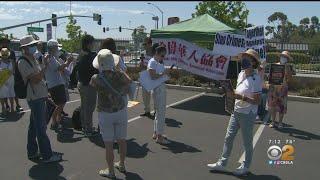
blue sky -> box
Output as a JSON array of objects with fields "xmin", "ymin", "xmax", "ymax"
[{"xmin": 0, "ymin": 1, "xmax": 319, "ymax": 41}]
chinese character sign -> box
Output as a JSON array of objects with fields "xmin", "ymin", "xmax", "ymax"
[{"xmin": 152, "ymin": 38, "xmax": 230, "ymax": 80}]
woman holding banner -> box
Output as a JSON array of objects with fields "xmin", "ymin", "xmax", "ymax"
[
  {"xmin": 267, "ymin": 51, "xmax": 293, "ymax": 129},
  {"xmin": 148, "ymin": 45, "xmax": 170, "ymax": 145},
  {"xmin": 207, "ymin": 49, "xmax": 262, "ymax": 176}
]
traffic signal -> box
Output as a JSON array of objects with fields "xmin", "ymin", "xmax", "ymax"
[
  {"xmin": 103, "ymin": 27, "xmax": 105, "ymax": 33},
  {"xmin": 52, "ymin": 14, "xmax": 57, "ymax": 26},
  {"xmin": 98, "ymin": 14, "xmax": 101, "ymax": 25},
  {"xmin": 106, "ymin": 27, "xmax": 109, "ymax": 31},
  {"xmin": 119, "ymin": 26, "xmax": 122, "ymax": 32}
]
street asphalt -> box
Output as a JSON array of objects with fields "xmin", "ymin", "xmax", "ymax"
[{"xmin": 0, "ymin": 87, "xmax": 319, "ymax": 180}]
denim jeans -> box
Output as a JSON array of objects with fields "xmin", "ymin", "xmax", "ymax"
[
  {"xmin": 258, "ymin": 89, "xmax": 268, "ymax": 117},
  {"xmin": 219, "ymin": 111, "xmax": 255, "ymax": 168},
  {"xmin": 27, "ymin": 97, "xmax": 53, "ymax": 160}
]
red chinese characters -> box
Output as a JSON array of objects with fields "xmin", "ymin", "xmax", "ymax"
[
  {"xmin": 178, "ymin": 44, "xmax": 186, "ymax": 58},
  {"xmin": 188, "ymin": 50, "xmax": 199, "ymax": 63},
  {"xmin": 168, "ymin": 41, "xmax": 177, "ymax": 55},
  {"xmin": 200, "ymin": 53, "xmax": 214, "ymax": 67}
]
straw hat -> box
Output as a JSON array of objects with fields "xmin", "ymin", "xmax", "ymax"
[
  {"xmin": 93, "ymin": 49, "xmax": 120, "ymax": 71},
  {"xmin": 239, "ymin": 49, "xmax": 261, "ymax": 63},
  {"xmin": 20, "ymin": 35, "xmax": 39, "ymax": 47},
  {"xmin": 0, "ymin": 48, "xmax": 11, "ymax": 59},
  {"xmin": 280, "ymin": 51, "xmax": 293, "ymax": 61}
]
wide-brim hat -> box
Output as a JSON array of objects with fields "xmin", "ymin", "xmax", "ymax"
[
  {"xmin": 0, "ymin": 48, "xmax": 11, "ymax": 59},
  {"xmin": 239, "ymin": 49, "xmax": 261, "ymax": 64},
  {"xmin": 93, "ymin": 49, "xmax": 120, "ymax": 71},
  {"xmin": 20, "ymin": 35, "xmax": 39, "ymax": 47},
  {"xmin": 280, "ymin": 51, "xmax": 293, "ymax": 61}
]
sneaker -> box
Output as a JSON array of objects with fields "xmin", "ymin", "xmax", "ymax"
[
  {"xmin": 16, "ymin": 106, "xmax": 23, "ymax": 112},
  {"xmin": 207, "ymin": 162, "xmax": 227, "ymax": 172},
  {"xmin": 233, "ymin": 164, "xmax": 249, "ymax": 176},
  {"xmin": 43, "ymin": 154, "xmax": 62, "ymax": 163},
  {"xmin": 140, "ymin": 112, "xmax": 151, "ymax": 117},
  {"xmin": 114, "ymin": 161, "xmax": 126, "ymax": 173},
  {"xmin": 99, "ymin": 168, "xmax": 116, "ymax": 179},
  {"xmin": 269, "ymin": 122, "xmax": 275, "ymax": 128},
  {"xmin": 156, "ymin": 138, "xmax": 170, "ymax": 145},
  {"xmin": 83, "ymin": 130, "xmax": 99, "ymax": 137}
]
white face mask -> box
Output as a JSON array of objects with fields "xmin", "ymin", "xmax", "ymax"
[{"xmin": 280, "ymin": 57, "xmax": 287, "ymax": 64}]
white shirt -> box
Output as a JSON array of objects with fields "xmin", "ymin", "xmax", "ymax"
[
  {"xmin": 234, "ymin": 70, "xmax": 262, "ymax": 114},
  {"xmin": 147, "ymin": 58, "xmax": 165, "ymax": 75}
]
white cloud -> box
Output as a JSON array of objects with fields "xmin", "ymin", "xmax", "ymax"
[
  {"xmin": 0, "ymin": 13, "xmax": 23, "ymax": 20},
  {"xmin": 0, "ymin": 1, "xmax": 47, "ymax": 6}
]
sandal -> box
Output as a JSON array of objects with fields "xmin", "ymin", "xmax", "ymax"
[
  {"xmin": 99, "ymin": 168, "xmax": 116, "ymax": 179},
  {"xmin": 114, "ymin": 161, "xmax": 126, "ymax": 173}
]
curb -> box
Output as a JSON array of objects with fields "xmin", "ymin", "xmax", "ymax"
[{"xmin": 164, "ymin": 84, "xmax": 320, "ymax": 104}]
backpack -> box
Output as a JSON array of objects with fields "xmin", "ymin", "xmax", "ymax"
[
  {"xmin": 72, "ymin": 106, "xmax": 82, "ymax": 130},
  {"xmin": 14, "ymin": 56, "xmax": 32, "ymax": 99}
]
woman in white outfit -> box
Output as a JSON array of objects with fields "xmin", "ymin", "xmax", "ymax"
[
  {"xmin": 148, "ymin": 45, "xmax": 170, "ymax": 145},
  {"xmin": 0, "ymin": 48, "xmax": 16, "ymax": 114}
]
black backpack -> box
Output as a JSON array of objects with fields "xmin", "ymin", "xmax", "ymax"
[
  {"xmin": 14, "ymin": 57, "xmax": 32, "ymax": 99},
  {"xmin": 72, "ymin": 106, "xmax": 82, "ymax": 130}
]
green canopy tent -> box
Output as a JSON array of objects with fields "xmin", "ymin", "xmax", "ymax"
[{"xmin": 150, "ymin": 14, "xmax": 243, "ymax": 50}]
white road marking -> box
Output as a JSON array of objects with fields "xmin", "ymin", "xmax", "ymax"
[
  {"xmin": 128, "ymin": 92, "xmax": 206, "ymax": 123},
  {"xmin": 238, "ymin": 112, "xmax": 270, "ymax": 163}
]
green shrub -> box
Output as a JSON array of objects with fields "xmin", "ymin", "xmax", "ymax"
[
  {"xmin": 177, "ymin": 76, "xmax": 201, "ymax": 87},
  {"xmin": 266, "ymin": 52, "xmax": 311, "ymax": 64},
  {"xmin": 298, "ymin": 86, "xmax": 320, "ymax": 97}
]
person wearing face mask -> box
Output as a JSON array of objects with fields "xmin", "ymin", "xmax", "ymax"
[
  {"xmin": 267, "ymin": 51, "xmax": 293, "ymax": 129},
  {"xmin": 148, "ymin": 45, "xmax": 170, "ymax": 145},
  {"xmin": 34, "ymin": 41, "xmax": 45, "ymax": 65},
  {"xmin": 17, "ymin": 35, "xmax": 62, "ymax": 163},
  {"xmin": 44, "ymin": 39, "xmax": 73, "ymax": 130},
  {"xmin": 207, "ymin": 49, "xmax": 262, "ymax": 176},
  {"xmin": 77, "ymin": 34, "xmax": 99, "ymax": 137},
  {"xmin": 0, "ymin": 37, "xmax": 24, "ymax": 113}
]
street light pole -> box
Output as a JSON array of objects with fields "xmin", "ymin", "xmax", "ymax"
[{"xmin": 147, "ymin": 2, "xmax": 163, "ymax": 28}]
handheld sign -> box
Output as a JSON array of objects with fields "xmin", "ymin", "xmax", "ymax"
[
  {"xmin": 269, "ymin": 64, "xmax": 285, "ymax": 85},
  {"xmin": 220, "ymin": 79, "xmax": 235, "ymax": 114}
]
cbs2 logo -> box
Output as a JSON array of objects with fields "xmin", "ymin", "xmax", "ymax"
[{"xmin": 267, "ymin": 145, "xmax": 295, "ymax": 161}]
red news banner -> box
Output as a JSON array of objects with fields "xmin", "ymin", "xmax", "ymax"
[{"xmin": 152, "ymin": 38, "xmax": 230, "ymax": 80}]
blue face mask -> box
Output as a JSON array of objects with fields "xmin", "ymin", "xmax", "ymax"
[
  {"xmin": 241, "ymin": 58, "xmax": 252, "ymax": 70},
  {"xmin": 28, "ymin": 46, "xmax": 37, "ymax": 55}
]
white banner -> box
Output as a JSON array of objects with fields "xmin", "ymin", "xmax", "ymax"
[
  {"xmin": 213, "ymin": 32, "xmax": 246, "ymax": 56},
  {"xmin": 245, "ymin": 25, "xmax": 266, "ymax": 61},
  {"xmin": 152, "ymin": 38, "xmax": 230, "ymax": 80},
  {"xmin": 212, "ymin": 26, "xmax": 266, "ymax": 62},
  {"xmin": 138, "ymin": 70, "xmax": 169, "ymax": 92}
]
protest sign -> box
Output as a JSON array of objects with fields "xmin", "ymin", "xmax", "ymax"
[
  {"xmin": 269, "ymin": 64, "xmax": 285, "ymax": 85},
  {"xmin": 152, "ymin": 38, "xmax": 230, "ymax": 80},
  {"xmin": 138, "ymin": 70, "xmax": 169, "ymax": 92},
  {"xmin": 213, "ymin": 32, "xmax": 246, "ymax": 57},
  {"xmin": 220, "ymin": 79, "xmax": 235, "ymax": 114},
  {"xmin": 0, "ymin": 69, "xmax": 11, "ymax": 88},
  {"xmin": 245, "ymin": 25, "xmax": 266, "ymax": 61}
]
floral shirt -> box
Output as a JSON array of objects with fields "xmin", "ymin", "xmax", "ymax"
[{"xmin": 90, "ymin": 71, "xmax": 129, "ymax": 113}]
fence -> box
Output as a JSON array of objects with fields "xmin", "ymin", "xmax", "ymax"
[{"xmin": 266, "ymin": 41, "xmax": 320, "ymax": 74}]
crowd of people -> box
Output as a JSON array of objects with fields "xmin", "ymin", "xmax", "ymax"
[{"xmin": 0, "ymin": 33, "xmax": 294, "ymax": 177}]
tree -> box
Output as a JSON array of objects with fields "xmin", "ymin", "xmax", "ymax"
[
  {"xmin": 311, "ymin": 16, "xmax": 319, "ymax": 32},
  {"xmin": 192, "ymin": 1, "xmax": 249, "ymax": 30},
  {"xmin": 58, "ymin": 15, "xmax": 83, "ymax": 53},
  {"xmin": 131, "ymin": 25, "xmax": 147, "ymax": 51},
  {"xmin": 300, "ymin": 17, "xmax": 310, "ymax": 29},
  {"xmin": 265, "ymin": 12, "xmax": 297, "ymax": 43}
]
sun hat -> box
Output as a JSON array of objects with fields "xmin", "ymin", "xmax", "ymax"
[
  {"xmin": 92, "ymin": 49, "xmax": 120, "ymax": 71},
  {"xmin": 239, "ymin": 49, "xmax": 261, "ymax": 63},
  {"xmin": 280, "ymin": 51, "xmax": 293, "ymax": 61},
  {"xmin": 0, "ymin": 48, "xmax": 11, "ymax": 59},
  {"xmin": 20, "ymin": 35, "xmax": 39, "ymax": 47},
  {"xmin": 47, "ymin": 39, "xmax": 59, "ymax": 47}
]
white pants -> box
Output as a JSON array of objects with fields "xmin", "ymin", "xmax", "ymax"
[
  {"xmin": 142, "ymin": 87, "xmax": 151, "ymax": 112},
  {"xmin": 153, "ymin": 83, "xmax": 166, "ymax": 135}
]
